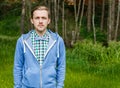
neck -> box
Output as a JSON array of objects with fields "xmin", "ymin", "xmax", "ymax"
[{"xmin": 35, "ymin": 30, "xmax": 47, "ymax": 36}]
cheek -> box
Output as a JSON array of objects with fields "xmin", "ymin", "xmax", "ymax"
[
  {"xmin": 44, "ymin": 21, "xmax": 49, "ymax": 25},
  {"xmin": 32, "ymin": 21, "xmax": 38, "ymax": 25}
]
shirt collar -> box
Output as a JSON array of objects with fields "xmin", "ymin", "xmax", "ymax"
[{"xmin": 33, "ymin": 30, "xmax": 49, "ymax": 41}]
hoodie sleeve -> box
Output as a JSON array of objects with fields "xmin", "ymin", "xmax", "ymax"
[
  {"xmin": 13, "ymin": 36, "xmax": 24, "ymax": 88},
  {"xmin": 56, "ymin": 37, "xmax": 66, "ymax": 88}
]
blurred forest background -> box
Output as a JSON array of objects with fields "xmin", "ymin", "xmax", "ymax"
[{"xmin": 0, "ymin": 0, "xmax": 120, "ymax": 88}]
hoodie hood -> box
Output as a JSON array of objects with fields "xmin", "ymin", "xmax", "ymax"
[{"xmin": 22, "ymin": 29, "xmax": 60, "ymax": 59}]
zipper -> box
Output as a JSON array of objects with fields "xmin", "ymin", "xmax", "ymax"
[
  {"xmin": 40, "ymin": 65, "xmax": 42, "ymax": 88},
  {"xmin": 24, "ymin": 40, "xmax": 42, "ymax": 88},
  {"xmin": 40, "ymin": 40, "xmax": 56, "ymax": 88}
]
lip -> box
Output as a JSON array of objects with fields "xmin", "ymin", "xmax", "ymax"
[{"xmin": 38, "ymin": 25, "xmax": 44, "ymax": 27}]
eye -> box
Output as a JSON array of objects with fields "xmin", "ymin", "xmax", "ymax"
[
  {"xmin": 42, "ymin": 17, "xmax": 47, "ymax": 19},
  {"xmin": 34, "ymin": 17, "xmax": 40, "ymax": 20}
]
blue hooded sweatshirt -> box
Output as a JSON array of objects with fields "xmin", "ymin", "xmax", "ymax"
[{"xmin": 13, "ymin": 30, "xmax": 66, "ymax": 88}]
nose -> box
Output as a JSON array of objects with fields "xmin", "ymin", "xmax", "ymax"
[
  {"xmin": 39, "ymin": 19, "xmax": 42, "ymax": 23},
  {"xmin": 39, "ymin": 18, "xmax": 43, "ymax": 23}
]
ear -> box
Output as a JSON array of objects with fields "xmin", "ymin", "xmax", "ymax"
[
  {"xmin": 31, "ymin": 19, "xmax": 33, "ymax": 24},
  {"xmin": 48, "ymin": 19, "xmax": 51, "ymax": 24}
]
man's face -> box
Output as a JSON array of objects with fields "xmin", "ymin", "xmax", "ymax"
[{"xmin": 31, "ymin": 10, "xmax": 50, "ymax": 35}]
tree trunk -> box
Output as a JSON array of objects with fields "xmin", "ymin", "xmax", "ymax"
[
  {"xmin": 49, "ymin": 0, "xmax": 55, "ymax": 30},
  {"xmin": 73, "ymin": 0, "xmax": 81, "ymax": 41},
  {"xmin": 114, "ymin": 0, "xmax": 120, "ymax": 41},
  {"xmin": 54, "ymin": 0, "xmax": 58, "ymax": 32},
  {"xmin": 92, "ymin": 0, "xmax": 96, "ymax": 44},
  {"xmin": 62, "ymin": 1, "xmax": 65, "ymax": 39},
  {"xmin": 65, "ymin": 20, "xmax": 67, "ymax": 43},
  {"xmin": 21, "ymin": 0, "xmax": 25, "ymax": 34},
  {"xmin": 108, "ymin": 0, "xmax": 112, "ymax": 42},
  {"xmin": 87, "ymin": 0, "xmax": 92, "ymax": 32},
  {"xmin": 26, "ymin": 0, "xmax": 32, "ymax": 30},
  {"xmin": 57, "ymin": 0, "xmax": 60, "ymax": 21},
  {"xmin": 78, "ymin": 0, "xmax": 85, "ymax": 35},
  {"xmin": 111, "ymin": 0, "xmax": 115, "ymax": 39},
  {"xmin": 100, "ymin": 0, "xmax": 105, "ymax": 31},
  {"xmin": 44, "ymin": 0, "xmax": 47, "ymax": 5},
  {"xmin": 73, "ymin": 0, "xmax": 77, "ymax": 42}
]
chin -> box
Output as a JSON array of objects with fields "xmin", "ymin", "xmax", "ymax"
[{"xmin": 38, "ymin": 29, "xmax": 45, "ymax": 32}]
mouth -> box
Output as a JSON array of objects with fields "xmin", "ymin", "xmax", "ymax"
[{"xmin": 38, "ymin": 25, "xmax": 44, "ymax": 27}]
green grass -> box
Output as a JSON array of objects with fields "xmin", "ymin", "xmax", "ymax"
[
  {"xmin": 65, "ymin": 60, "xmax": 120, "ymax": 88},
  {"xmin": 0, "ymin": 14, "xmax": 20, "ymax": 88},
  {"xmin": 0, "ymin": 64, "xmax": 13, "ymax": 88},
  {"xmin": 65, "ymin": 42, "xmax": 120, "ymax": 88},
  {"xmin": 0, "ymin": 37, "xmax": 16, "ymax": 88}
]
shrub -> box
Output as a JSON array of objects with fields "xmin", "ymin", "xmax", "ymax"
[{"xmin": 67, "ymin": 39, "xmax": 120, "ymax": 74}]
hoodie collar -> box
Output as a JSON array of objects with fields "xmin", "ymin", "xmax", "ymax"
[
  {"xmin": 23, "ymin": 29, "xmax": 58, "ymax": 52},
  {"xmin": 24, "ymin": 29, "xmax": 58, "ymax": 41}
]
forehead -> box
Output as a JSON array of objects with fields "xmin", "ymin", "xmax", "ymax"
[{"xmin": 33, "ymin": 10, "xmax": 48, "ymax": 17}]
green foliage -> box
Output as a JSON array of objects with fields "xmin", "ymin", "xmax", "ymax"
[
  {"xmin": 0, "ymin": 38, "xmax": 16, "ymax": 64},
  {"xmin": 67, "ymin": 39, "xmax": 120, "ymax": 75},
  {"xmin": 80, "ymin": 27, "xmax": 107, "ymax": 42},
  {"xmin": 65, "ymin": 40, "xmax": 120, "ymax": 88},
  {"xmin": 0, "ymin": 16, "xmax": 20, "ymax": 36},
  {"xmin": 0, "ymin": 2, "xmax": 21, "ymax": 20},
  {"xmin": 107, "ymin": 41, "xmax": 120, "ymax": 62}
]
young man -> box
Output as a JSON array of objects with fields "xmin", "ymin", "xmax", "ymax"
[{"xmin": 14, "ymin": 5, "xmax": 66, "ymax": 88}]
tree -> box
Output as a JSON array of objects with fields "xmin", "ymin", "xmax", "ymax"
[
  {"xmin": 21, "ymin": 0, "xmax": 26, "ymax": 34},
  {"xmin": 92, "ymin": 0, "xmax": 96, "ymax": 44},
  {"xmin": 87, "ymin": 0, "xmax": 92, "ymax": 32},
  {"xmin": 114, "ymin": 0, "xmax": 120, "ymax": 41},
  {"xmin": 111, "ymin": 0, "xmax": 115, "ymax": 39},
  {"xmin": 62, "ymin": 0, "xmax": 65, "ymax": 39},
  {"xmin": 73, "ymin": 0, "xmax": 82, "ymax": 42},
  {"xmin": 54, "ymin": 0, "xmax": 58, "ymax": 32},
  {"xmin": 107, "ymin": 0, "xmax": 115, "ymax": 42},
  {"xmin": 100, "ymin": 0, "xmax": 105, "ymax": 31},
  {"xmin": 26, "ymin": 0, "xmax": 32, "ymax": 30},
  {"xmin": 79, "ymin": 0, "xmax": 85, "ymax": 30}
]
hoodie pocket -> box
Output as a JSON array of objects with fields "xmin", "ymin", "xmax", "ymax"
[
  {"xmin": 22, "ymin": 68, "xmax": 40, "ymax": 87},
  {"xmin": 42, "ymin": 65, "xmax": 57, "ymax": 85}
]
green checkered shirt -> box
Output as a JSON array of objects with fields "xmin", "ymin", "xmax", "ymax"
[{"xmin": 30, "ymin": 30, "xmax": 49, "ymax": 66}]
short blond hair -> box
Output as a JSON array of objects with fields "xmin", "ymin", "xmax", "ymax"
[{"xmin": 31, "ymin": 6, "xmax": 50, "ymax": 19}]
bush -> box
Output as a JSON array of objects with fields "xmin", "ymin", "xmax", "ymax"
[
  {"xmin": 0, "ymin": 16, "xmax": 20, "ymax": 36},
  {"xmin": 67, "ymin": 39, "xmax": 120, "ymax": 74}
]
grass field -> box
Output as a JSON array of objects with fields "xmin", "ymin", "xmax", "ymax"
[
  {"xmin": 65, "ymin": 60, "xmax": 120, "ymax": 88},
  {"xmin": 0, "ymin": 36, "xmax": 16, "ymax": 88},
  {"xmin": 0, "ymin": 35, "xmax": 120, "ymax": 88}
]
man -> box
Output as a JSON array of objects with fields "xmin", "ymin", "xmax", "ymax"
[{"xmin": 14, "ymin": 5, "xmax": 66, "ymax": 88}]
